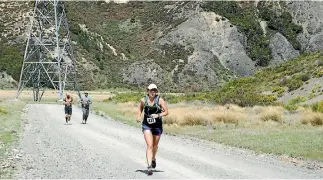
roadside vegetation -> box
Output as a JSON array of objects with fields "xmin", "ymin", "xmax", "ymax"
[
  {"xmin": 92, "ymin": 101, "xmax": 323, "ymax": 162},
  {"xmin": 1, "ymin": 51, "xmax": 323, "ymax": 169},
  {"xmin": 92, "ymin": 51, "xmax": 323, "ymax": 162},
  {"xmin": 0, "ymin": 100, "xmax": 26, "ymax": 178}
]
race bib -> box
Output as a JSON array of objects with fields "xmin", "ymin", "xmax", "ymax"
[{"xmin": 147, "ymin": 117, "xmax": 156, "ymax": 124}]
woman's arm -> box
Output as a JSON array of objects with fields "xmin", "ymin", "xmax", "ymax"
[
  {"xmin": 158, "ymin": 97, "xmax": 169, "ymax": 117},
  {"xmin": 136, "ymin": 98, "xmax": 144, "ymax": 122}
]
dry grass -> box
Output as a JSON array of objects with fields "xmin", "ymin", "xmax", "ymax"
[
  {"xmin": 11, "ymin": 90, "xmax": 322, "ymax": 128},
  {"xmin": 259, "ymin": 106, "xmax": 283, "ymax": 123},
  {"xmin": 181, "ymin": 115, "xmax": 205, "ymax": 126},
  {"xmin": 89, "ymin": 100, "xmax": 323, "ymax": 162},
  {"xmin": 102, "ymin": 102, "xmax": 323, "ymax": 128},
  {"xmin": 300, "ymin": 111, "xmax": 323, "ymax": 126},
  {"xmin": 212, "ymin": 113, "xmax": 239, "ymax": 124},
  {"xmin": 163, "ymin": 116, "xmax": 178, "ymax": 125}
]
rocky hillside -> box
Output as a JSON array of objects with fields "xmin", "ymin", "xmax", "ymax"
[{"xmin": 1, "ymin": 1, "xmax": 323, "ymax": 92}]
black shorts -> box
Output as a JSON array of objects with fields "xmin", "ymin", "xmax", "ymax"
[
  {"xmin": 64, "ymin": 106, "xmax": 72, "ymax": 115},
  {"xmin": 142, "ymin": 124, "xmax": 163, "ymax": 136}
]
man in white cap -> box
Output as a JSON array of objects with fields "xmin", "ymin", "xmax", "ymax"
[
  {"xmin": 136, "ymin": 83, "xmax": 169, "ymax": 175},
  {"xmin": 63, "ymin": 92, "xmax": 74, "ymax": 123}
]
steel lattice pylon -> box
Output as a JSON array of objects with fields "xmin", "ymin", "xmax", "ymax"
[{"xmin": 16, "ymin": 0, "xmax": 79, "ymax": 101}]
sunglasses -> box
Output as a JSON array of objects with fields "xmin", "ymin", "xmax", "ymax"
[{"xmin": 149, "ymin": 89, "xmax": 158, "ymax": 92}]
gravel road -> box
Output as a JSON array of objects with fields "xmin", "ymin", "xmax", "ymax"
[{"xmin": 12, "ymin": 104, "xmax": 323, "ymax": 179}]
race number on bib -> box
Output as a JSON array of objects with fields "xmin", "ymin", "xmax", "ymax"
[{"xmin": 147, "ymin": 117, "xmax": 156, "ymax": 124}]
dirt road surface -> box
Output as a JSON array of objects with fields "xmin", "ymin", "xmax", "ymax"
[{"xmin": 13, "ymin": 104, "xmax": 323, "ymax": 179}]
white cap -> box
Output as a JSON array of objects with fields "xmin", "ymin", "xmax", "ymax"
[{"xmin": 147, "ymin": 84, "xmax": 158, "ymax": 90}]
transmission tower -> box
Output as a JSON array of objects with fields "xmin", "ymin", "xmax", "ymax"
[{"xmin": 16, "ymin": 0, "xmax": 80, "ymax": 101}]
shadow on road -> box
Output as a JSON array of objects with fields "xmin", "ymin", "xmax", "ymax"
[{"xmin": 135, "ymin": 169, "xmax": 164, "ymax": 175}]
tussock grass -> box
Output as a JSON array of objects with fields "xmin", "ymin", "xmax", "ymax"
[
  {"xmin": 163, "ymin": 116, "xmax": 178, "ymax": 125},
  {"xmin": 259, "ymin": 106, "xmax": 283, "ymax": 123},
  {"xmin": 212, "ymin": 113, "xmax": 239, "ymax": 124},
  {"xmin": 98, "ymin": 101, "xmax": 323, "ymax": 128},
  {"xmin": 181, "ymin": 115, "xmax": 205, "ymax": 126},
  {"xmin": 300, "ymin": 111, "xmax": 323, "ymax": 126},
  {"xmin": 93, "ymin": 101, "xmax": 323, "ymax": 161}
]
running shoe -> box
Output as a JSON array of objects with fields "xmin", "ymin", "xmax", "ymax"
[
  {"xmin": 147, "ymin": 166, "xmax": 153, "ymax": 175},
  {"xmin": 152, "ymin": 159, "xmax": 156, "ymax": 168}
]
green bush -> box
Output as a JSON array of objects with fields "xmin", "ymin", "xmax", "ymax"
[
  {"xmin": 283, "ymin": 96, "xmax": 306, "ymax": 112},
  {"xmin": 298, "ymin": 73, "xmax": 311, "ymax": 82},
  {"xmin": 289, "ymin": 96, "xmax": 307, "ymax": 105},
  {"xmin": 0, "ymin": 106, "xmax": 8, "ymax": 114},
  {"xmin": 272, "ymin": 86, "xmax": 285, "ymax": 97},
  {"xmin": 315, "ymin": 69, "xmax": 323, "ymax": 77},
  {"xmin": 310, "ymin": 101, "xmax": 323, "ymax": 113},
  {"xmin": 284, "ymin": 104, "xmax": 298, "ymax": 112},
  {"xmin": 286, "ymin": 79, "xmax": 303, "ymax": 92},
  {"xmin": 0, "ymin": 45, "xmax": 23, "ymax": 80},
  {"xmin": 272, "ymin": 86, "xmax": 284, "ymax": 92}
]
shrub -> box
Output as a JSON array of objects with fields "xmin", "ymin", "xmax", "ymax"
[
  {"xmin": 289, "ymin": 96, "xmax": 307, "ymax": 105},
  {"xmin": 284, "ymin": 96, "xmax": 306, "ymax": 112},
  {"xmin": 212, "ymin": 114, "xmax": 238, "ymax": 124},
  {"xmin": 310, "ymin": 101, "xmax": 323, "ymax": 113},
  {"xmin": 163, "ymin": 116, "xmax": 178, "ymax": 125},
  {"xmin": 310, "ymin": 115, "xmax": 323, "ymax": 126},
  {"xmin": 316, "ymin": 69, "xmax": 323, "ymax": 77},
  {"xmin": 259, "ymin": 106, "xmax": 283, "ymax": 123},
  {"xmin": 286, "ymin": 79, "xmax": 303, "ymax": 91},
  {"xmin": 298, "ymin": 73, "xmax": 310, "ymax": 82},
  {"xmin": 180, "ymin": 115, "xmax": 205, "ymax": 126},
  {"xmin": 260, "ymin": 112, "xmax": 282, "ymax": 122},
  {"xmin": 301, "ymin": 113, "xmax": 323, "ymax": 126},
  {"xmin": 0, "ymin": 106, "xmax": 8, "ymax": 114},
  {"xmin": 272, "ymin": 86, "xmax": 285, "ymax": 97},
  {"xmin": 0, "ymin": 45, "xmax": 23, "ymax": 80}
]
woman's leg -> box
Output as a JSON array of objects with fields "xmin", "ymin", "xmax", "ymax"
[
  {"xmin": 143, "ymin": 130, "xmax": 154, "ymax": 167},
  {"xmin": 152, "ymin": 135, "xmax": 161, "ymax": 161}
]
